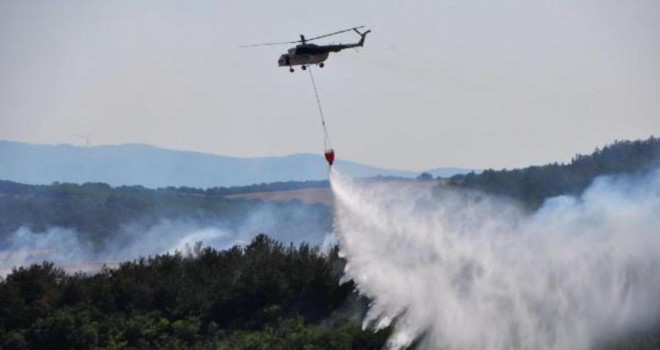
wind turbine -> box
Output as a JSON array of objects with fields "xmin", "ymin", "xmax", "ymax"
[{"xmin": 74, "ymin": 130, "xmax": 94, "ymax": 146}]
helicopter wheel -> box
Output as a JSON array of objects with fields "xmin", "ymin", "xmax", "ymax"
[
  {"xmin": 319, "ymin": 63, "xmax": 324, "ymax": 68},
  {"xmin": 301, "ymin": 65, "xmax": 307, "ymax": 70},
  {"xmin": 289, "ymin": 67, "xmax": 294, "ymax": 73}
]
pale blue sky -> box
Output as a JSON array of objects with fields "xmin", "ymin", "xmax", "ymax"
[{"xmin": 1, "ymin": 0, "xmax": 659, "ymax": 171}]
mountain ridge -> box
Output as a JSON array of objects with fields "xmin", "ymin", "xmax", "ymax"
[{"xmin": 0, "ymin": 140, "xmax": 472, "ymax": 188}]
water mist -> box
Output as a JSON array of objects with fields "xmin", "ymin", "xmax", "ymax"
[{"xmin": 330, "ymin": 168, "xmax": 660, "ymax": 350}]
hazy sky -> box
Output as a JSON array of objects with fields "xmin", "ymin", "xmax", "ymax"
[{"xmin": 1, "ymin": 0, "xmax": 659, "ymax": 171}]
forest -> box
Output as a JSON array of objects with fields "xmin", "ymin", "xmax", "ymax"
[
  {"xmin": 0, "ymin": 235, "xmax": 389, "ymax": 349},
  {"xmin": 1, "ymin": 137, "xmax": 660, "ymax": 349}
]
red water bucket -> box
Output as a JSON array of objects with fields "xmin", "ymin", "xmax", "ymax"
[{"xmin": 324, "ymin": 149, "xmax": 335, "ymax": 166}]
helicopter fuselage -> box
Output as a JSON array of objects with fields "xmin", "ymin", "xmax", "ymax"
[
  {"xmin": 278, "ymin": 44, "xmax": 330, "ymax": 67},
  {"xmin": 275, "ymin": 28, "xmax": 370, "ymax": 72}
]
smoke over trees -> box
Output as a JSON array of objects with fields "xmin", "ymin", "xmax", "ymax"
[
  {"xmin": 0, "ymin": 180, "xmax": 332, "ymax": 264},
  {"xmin": 450, "ymin": 137, "xmax": 660, "ymax": 208}
]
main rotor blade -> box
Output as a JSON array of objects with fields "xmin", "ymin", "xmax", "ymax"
[
  {"xmin": 239, "ymin": 39, "xmax": 301, "ymax": 48},
  {"xmin": 239, "ymin": 25, "xmax": 365, "ymax": 47},
  {"xmin": 305, "ymin": 26, "xmax": 365, "ymax": 42}
]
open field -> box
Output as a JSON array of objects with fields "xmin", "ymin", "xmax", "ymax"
[{"xmin": 226, "ymin": 187, "xmax": 333, "ymax": 206}]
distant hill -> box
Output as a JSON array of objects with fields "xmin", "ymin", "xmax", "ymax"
[{"xmin": 0, "ymin": 141, "xmax": 472, "ymax": 188}]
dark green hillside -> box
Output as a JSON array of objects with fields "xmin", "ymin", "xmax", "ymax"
[
  {"xmin": 0, "ymin": 235, "xmax": 390, "ymax": 349},
  {"xmin": 450, "ymin": 137, "xmax": 660, "ymax": 208}
]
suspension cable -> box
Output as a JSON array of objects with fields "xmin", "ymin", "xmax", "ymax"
[{"xmin": 308, "ymin": 67, "xmax": 332, "ymax": 151}]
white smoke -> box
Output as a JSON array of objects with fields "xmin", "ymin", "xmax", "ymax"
[
  {"xmin": 331, "ymin": 168, "xmax": 660, "ymax": 350},
  {"xmin": 0, "ymin": 222, "xmax": 233, "ymax": 276},
  {"xmin": 0, "ymin": 199, "xmax": 333, "ymax": 276},
  {"xmin": 0, "ymin": 227, "xmax": 92, "ymax": 276}
]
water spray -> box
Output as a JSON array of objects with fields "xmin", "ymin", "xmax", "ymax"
[{"xmin": 330, "ymin": 168, "xmax": 660, "ymax": 350}]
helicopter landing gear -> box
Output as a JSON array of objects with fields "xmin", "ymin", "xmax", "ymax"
[
  {"xmin": 301, "ymin": 65, "xmax": 307, "ymax": 70},
  {"xmin": 319, "ymin": 62, "xmax": 324, "ymax": 68},
  {"xmin": 289, "ymin": 67, "xmax": 294, "ymax": 73}
]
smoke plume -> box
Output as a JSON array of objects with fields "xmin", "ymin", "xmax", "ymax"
[
  {"xmin": 0, "ymin": 201, "xmax": 332, "ymax": 276},
  {"xmin": 331, "ymin": 168, "xmax": 660, "ymax": 349},
  {"xmin": 0, "ymin": 223, "xmax": 231, "ymax": 276}
]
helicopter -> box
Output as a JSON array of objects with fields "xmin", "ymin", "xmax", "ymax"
[{"xmin": 242, "ymin": 26, "xmax": 371, "ymax": 72}]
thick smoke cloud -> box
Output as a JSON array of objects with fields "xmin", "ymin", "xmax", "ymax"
[{"xmin": 331, "ymin": 168, "xmax": 660, "ymax": 350}]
